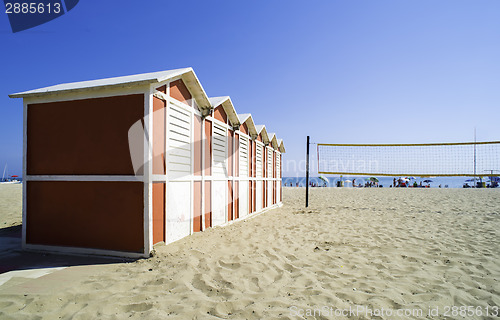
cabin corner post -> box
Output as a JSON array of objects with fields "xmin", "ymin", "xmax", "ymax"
[
  {"xmin": 21, "ymin": 99, "xmax": 28, "ymax": 249},
  {"xmin": 143, "ymin": 87, "xmax": 154, "ymax": 256}
]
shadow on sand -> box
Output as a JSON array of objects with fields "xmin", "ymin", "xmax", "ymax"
[{"xmin": 0, "ymin": 225, "xmax": 137, "ymax": 275}]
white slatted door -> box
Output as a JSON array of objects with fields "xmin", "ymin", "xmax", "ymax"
[
  {"xmin": 212, "ymin": 123, "xmax": 227, "ymax": 226},
  {"xmin": 167, "ymin": 104, "xmax": 192, "ymax": 178},
  {"xmin": 239, "ymin": 136, "xmax": 249, "ymax": 217},
  {"xmin": 166, "ymin": 103, "xmax": 192, "ymax": 244},
  {"xmin": 256, "ymin": 145, "xmax": 263, "ymax": 211},
  {"xmin": 212, "ymin": 123, "xmax": 227, "ymax": 177},
  {"xmin": 276, "ymin": 153, "xmax": 280, "ymax": 202},
  {"xmin": 267, "ymin": 148, "xmax": 273, "ymax": 207},
  {"xmin": 239, "ymin": 136, "xmax": 248, "ymax": 178}
]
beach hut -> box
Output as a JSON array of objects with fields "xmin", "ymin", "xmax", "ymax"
[{"xmin": 9, "ymin": 68, "xmax": 285, "ymax": 258}]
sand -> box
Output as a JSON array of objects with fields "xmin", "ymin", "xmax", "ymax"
[
  {"xmin": 1, "ymin": 187, "xmax": 499, "ymax": 319},
  {"xmin": 0, "ymin": 184, "xmax": 22, "ymax": 228}
]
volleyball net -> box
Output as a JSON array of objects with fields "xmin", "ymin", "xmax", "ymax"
[{"xmin": 317, "ymin": 141, "xmax": 500, "ymax": 177}]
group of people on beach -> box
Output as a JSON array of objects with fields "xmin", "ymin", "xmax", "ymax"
[{"xmin": 392, "ymin": 178, "xmax": 430, "ymax": 188}]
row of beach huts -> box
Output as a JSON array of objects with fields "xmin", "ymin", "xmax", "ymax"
[{"xmin": 10, "ymin": 68, "xmax": 285, "ymax": 257}]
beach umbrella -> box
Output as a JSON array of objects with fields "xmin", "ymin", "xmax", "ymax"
[
  {"xmin": 318, "ymin": 176, "xmax": 328, "ymax": 186},
  {"xmin": 344, "ymin": 179, "xmax": 352, "ymax": 183},
  {"xmin": 11, "ymin": 175, "xmax": 18, "ymax": 177},
  {"xmin": 423, "ymin": 179, "xmax": 433, "ymax": 183},
  {"xmin": 400, "ymin": 177, "xmax": 409, "ymax": 182},
  {"xmin": 367, "ymin": 177, "xmax": 379, "ymax": 182},
  {"xmin": 409, "ymin": 176, "xmax": 417, "ymax": 180}
]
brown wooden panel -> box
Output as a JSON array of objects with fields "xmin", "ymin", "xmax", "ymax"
[
  {"xmin": 227, "ymin": 181, "xmax": 233, "ymax": 221},
  {"xmin": 213, "ymin": 105, "xmax": 227, "ymax": 124},
  {"xmin": 253, "ymin": 181, "xmax": 256, "ymax": 213},
  {"xmin": 204, "ymin": 120, "xmax": 212, "ymax": 176},
  {"xmin": 235, "ymin": 133, "xmax": 239, "ymax": 177},
  {"xmin": 257, "ymin": 133, "xmax": 262, "ymax": 142},
  {"xmin": 240, "ymin": 123, "xmax": 248, "ymax": 135},
  {"xmin": 263, "ymin": 145, "xmax": 266, "ymax": 177},
  {"xmin": 274, "ymin": 181, "xmax": 277, "ymax": 205},
  {"xmin": 152, "ymin": 182, "xmax": 165, "ymax": 244},
  {"xmin": 204, "ymin": 181, "xmax": 211, "ymax": 228},
  {"xmin": 26, "ymin": 181, "xmax": 144, "ymax": 253},
  {"xmin": 249, "ymin": 140, "xmax": 253, "ymax": 177},
  {"xmin": 249, "ymin": 181, "xmax": 253, "ymax": 213},
  {"xmin": 193, "ymin": 115, "xmax": 202, "ymax": 176},
  {"xmin": 153, "ymin": 96, "xmax": 166, "ymax": 175},
  {"xmin": 27, "ymin": 94, "xmax": 144, "ymax": 175},
  {"xmin": 170, "ymin": 79, "xmax": 192, "ymax": 105},
  {"xmin": 193, "ymin": 181, "xmax": 202, "ymax": 232},
  {"xmin": 280, "ymin": 156, "xmax": 283, "ymax": 202},
  {"xmin": 227, "ymin": 130, "xmax": 233, "ymax": 177},
  {"xmin": 156, "ymin": 85, "xmax": 166, "ymax": 93},
  {"xmin": 263, "ymin": 179, "xmax": 267, "ymax": 208},
  {"xmin": 234, "ymin": 181, "xmax": 239, "ymax": 219}
]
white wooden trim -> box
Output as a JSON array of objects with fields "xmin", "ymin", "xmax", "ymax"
[
  {"xmin": 23, "ymin": 86, "xmax": 148, "ymax": 105},
  {"xmin": 26, "ymin": 175, "xmax": 143, "ymax": 182},
  {"xmin": 235, "ymin": 130, "xmax": 251, "ymax": 140},
  {"xmin": 144, "ymin": 88, "xmax": 153, "ymax": 256},
  {"xmin": 201, "ymin": 117, "xmax": 206, "ymax": 231},
  {"xmin": 24, "ymin": 243, "xmax": 149, "ymax": 259},
  {"xmin": 164, "ymin": 83, "xmax": 169, "ymax": 242},
  {"xmin": 190, "ymin": 101, "xmax": 195, "ymax": 235},
  {"xmin": 22, "ymin": 101, "xmax": 27, "ymax": 249},
  {"xmin": 205, "ymin": 115, "xmax": 231, "ymax": 130}
]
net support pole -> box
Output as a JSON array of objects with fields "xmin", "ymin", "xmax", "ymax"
[{"xmin": 305, "ymin": 136, "xmax": 310, "ymax": 207}]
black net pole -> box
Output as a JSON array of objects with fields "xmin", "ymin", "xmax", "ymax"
[{"xmin": 306, "ymin": 136, "xmax": 310, "ymax": 207}]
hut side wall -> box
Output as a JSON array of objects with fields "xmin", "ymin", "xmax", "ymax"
[
  {"xmin": 21, "ymin": 76, "xmax": 284, "ymax": 258},
  {"xmin": 26, "ymin": 181, "xmax": 144, "ymax": 253},
  {"xmin": 24, "ymin": 93, "xmax": 147, "ymax": 257},
  {"xmin": 27, "ymin": 94, "xmax": 144, "ymax": 175}
]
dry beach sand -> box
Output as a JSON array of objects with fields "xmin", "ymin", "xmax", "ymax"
[
  {"xmin": 0, "ymin": 184, "xmax": 22, "ymax": 228},
  {"xmin": 0, "ymin": 186, "xmax": 499, "ymax": 319}
]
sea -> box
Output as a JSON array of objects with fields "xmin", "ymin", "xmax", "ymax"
[{"xmin": 282, "ymin": 176, "xmax": 497, "ymax": 188}]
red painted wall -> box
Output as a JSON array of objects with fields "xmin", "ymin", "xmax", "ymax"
[
  {"xmin": 214, "ymin": 105, "xmax": 227, "ymax": 124},
  {"xmin": 204, "ymin": 120, "xmax": 212, "ymax": 176},
  {"xmin": 26, "ymin": 181, "xmax": 144, "ymax": 253},
  {"xmin": 152, "ymin": 182, "xmax": 165, "ymax": 244},
  {"xmin": 205, "ymin": 181, "xmax": 212, "ymax": 228},
  {"xmin": 170, "ymin": 79, "xmax": 192, "ymax": 105},
  {"xmin": 27, "ymin": 94, "xmax": 144, "ymax": 175},
  {"xmin": 193, "ymin": 181, "xmax": 202, "ymax": 232},
  {"xmin": 193, "ymin": 115, "xmax": 202, "ymax": 176},
  {"xmin": 153, "ymin": 96, "xmax": 166, "ymax": 175}
]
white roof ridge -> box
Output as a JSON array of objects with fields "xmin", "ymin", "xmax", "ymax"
[{"xmin": 10, "ymin": 68, "xmax": 193, "ymax": 98}]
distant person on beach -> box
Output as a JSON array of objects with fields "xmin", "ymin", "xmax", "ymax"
[{"xmin": 393, "ymin": 178, "xmax": 396, "ymax": 187}]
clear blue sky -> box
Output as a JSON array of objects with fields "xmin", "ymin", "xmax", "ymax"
[{"xmin": 1, "ymin": 0, "xmax": 499, "ymax": 177}]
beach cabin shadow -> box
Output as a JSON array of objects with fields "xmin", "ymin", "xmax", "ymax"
[{"xmin": 0, "ymin": 225, "xmax": 135, "ymax": 275}]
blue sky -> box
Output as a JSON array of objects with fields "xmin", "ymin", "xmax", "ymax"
[{"xmin": 1, "ymin": 0, "xmax": 499, "ymax": 177}]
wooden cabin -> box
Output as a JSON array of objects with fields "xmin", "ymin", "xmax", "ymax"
[{"xmin": 9, "ymin": 68, "xmax": 285, "ymax": 257}]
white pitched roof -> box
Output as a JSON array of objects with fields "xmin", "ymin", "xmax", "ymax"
[
  {"xmin": 208, "ymin": 96, "xmax": 228, "ymax": 108},
  {"xmin": 278, "ymin": 139, "xmax": 285, "ymax": 153},
  {"xmin": 10, "ymin": 68, "xmax": 191, "ymax": 98},
  {"xmin": 237, "ymin": 113, "xmax": 251, "ymax": 124},
  {"xmin": 254, "ymin": 125, "xmax": 265, "ymax": 133},
  {"xmin": 255, "ymin": 125, "xmax": 270, "ymax": 144},
  {"xmin": 267, "ymin": 132, "xmax": 279, "ymax": 149},
  {"xmin": 9, "ymin": 68, "xmax": 212, "ymax": 110},
  {"xmin": 209, "ymin": 96, "xmax": 239, "ymax": 126}
]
